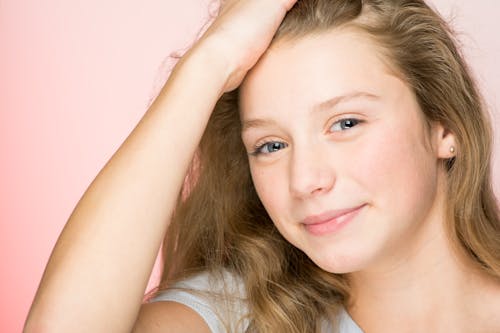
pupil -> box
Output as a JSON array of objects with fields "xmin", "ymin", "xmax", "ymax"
[
  {"xmin": 271, "ymin": 142, "xmax": 281, "ymax": 151},
  {"xmin": 342, "ymin": 119, "xmax": 356, "ymax": 129}
]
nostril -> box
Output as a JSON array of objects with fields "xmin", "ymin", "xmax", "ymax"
[{"xmin": 288, "ymin": 145, "xmax": 336, "ymax": 198}]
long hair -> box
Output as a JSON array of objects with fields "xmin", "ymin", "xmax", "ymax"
[{"xmin": 152, "ymin": 1, "xmax": 500, "ymax": 331}]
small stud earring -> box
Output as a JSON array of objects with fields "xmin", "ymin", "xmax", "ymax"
[{"xmin": 449, "ymin": 146, "xmax": 455, "ymax": 154}]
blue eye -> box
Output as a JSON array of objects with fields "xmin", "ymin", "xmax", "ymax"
[
  {"xmin": 330, "ymin": 118, "xmax": 361, "ymax": 132},
  {"xmin": 251, "ymin": 141, "xmax": 288, "ymax": 156}
]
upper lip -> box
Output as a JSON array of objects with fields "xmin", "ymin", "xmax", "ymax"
[{"xmin": 301, "ymin": 204, "xmax": 366, "ymax": 225}]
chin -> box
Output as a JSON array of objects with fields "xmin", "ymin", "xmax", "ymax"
[
  {"xmin": 313, "ymin": 255, "xmax": 366, "ymax": 274},
  {"xmin": 302, "ymin": 243, "xmax": 378, "ymax": 274}
]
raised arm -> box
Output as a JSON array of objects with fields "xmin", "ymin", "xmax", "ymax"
[{"xmin": 24, "ymin": 1, "xmax": 297, "ymax": 332}]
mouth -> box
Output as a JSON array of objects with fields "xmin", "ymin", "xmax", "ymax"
[{"xmin": 301, "ymin": 203, "xmax": 366, "ymax": 236}]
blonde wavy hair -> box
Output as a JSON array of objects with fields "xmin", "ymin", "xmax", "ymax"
[{"xmin": 151, "ymin": 0, "xmax": 500, "ymax": 331}]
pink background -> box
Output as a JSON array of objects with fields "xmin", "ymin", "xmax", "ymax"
[{"xmin": 1, "ymin": 1, "xmax": 499, "ymax": 332}]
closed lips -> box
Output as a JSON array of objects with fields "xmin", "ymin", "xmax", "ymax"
[{"xmin": 301, "ymin": 204, "xmax": 366, "ymax": 225}]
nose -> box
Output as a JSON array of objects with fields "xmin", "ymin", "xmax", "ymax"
[{"xmin": 288, "ymin": 142, "xmax": 336, "ymax": 199}]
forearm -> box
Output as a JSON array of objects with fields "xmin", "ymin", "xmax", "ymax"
[{"xmin": 24, "ymin": 42, "xmax": 230, "ymax": 333}]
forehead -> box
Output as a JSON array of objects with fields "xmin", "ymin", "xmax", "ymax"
[{"xmin": 239, "ymin": 28, "xmax": 397, "ymax": 118}]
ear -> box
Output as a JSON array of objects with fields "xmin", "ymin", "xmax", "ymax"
[{"xmin": 432, "ymin": 122, "xmax": 457, "ymax": 159}]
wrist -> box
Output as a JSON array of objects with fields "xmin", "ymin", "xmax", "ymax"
[{"xmin": 175, "ymin": 37, "xmax": 236, "ymax": 95}]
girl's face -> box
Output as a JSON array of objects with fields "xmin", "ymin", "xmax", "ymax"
[{"xmin": 239, "ymin": 29, "xmax": 454, "ymax": 274}]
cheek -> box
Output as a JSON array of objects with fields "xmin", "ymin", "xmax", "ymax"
[
  {"xmin": 250, "ymin": 164, "xmax": 305, "ymax": 249},
  {"xmin": 249, "ymin": 164, "xmax": 288, "ymax": 218},
  {"xmin": 355, "ymin": 120, "xmax": 437, "ymax": 219}
]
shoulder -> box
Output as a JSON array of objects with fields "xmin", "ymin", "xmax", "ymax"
[
  {"xmin": 136, "ymin": 270, "xmax": 249, "ymax": 333},
  {"xmin": 132, "ymin": 301, "xmax": 211, "ymax": 333}
]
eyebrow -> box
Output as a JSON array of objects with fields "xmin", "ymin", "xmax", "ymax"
[{"xmin": 241, "ymin": 91, "xmax": 380, "ymax": 132}]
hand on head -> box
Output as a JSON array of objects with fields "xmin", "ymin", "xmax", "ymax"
[{"xmin": 193, "ymin": 0, "xmax": 298, "ymax": 92}]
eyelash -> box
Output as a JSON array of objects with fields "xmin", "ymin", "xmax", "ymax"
[{"xmin": 249, "ymin": 117, "xmax": 363, "ymax": 156}]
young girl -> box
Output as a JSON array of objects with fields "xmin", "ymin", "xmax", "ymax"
[{"xmin": 25, "ymin": 0, "xmax": 500, "ymax": 332}]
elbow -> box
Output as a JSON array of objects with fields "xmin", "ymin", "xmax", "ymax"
[
  {"xmin": 23, "ymin": 317, "xmax": 47, "ymax": 333},
  {"xmin": 23, "ymin": 308, "xmax": 64, "ymax": 333},
  {"xmin": 23, "ymin": 310, "xmax": 53, "ymax": 333}
]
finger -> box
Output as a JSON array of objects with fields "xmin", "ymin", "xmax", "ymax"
[
  {"xmin": 208, "ymin": 0, "xmax": 222, "ymax": 17},
  {"xmin": 280, "ymin": 0, "xmax": 298, "ymax": 11}
]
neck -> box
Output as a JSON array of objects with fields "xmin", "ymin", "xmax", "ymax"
[{"xmin": 345, "ymin": 181, "xmax": 500, "ymax": 332}]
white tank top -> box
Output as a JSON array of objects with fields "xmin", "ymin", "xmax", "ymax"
[{"xmin": 149, "ymin": 270, "xmax": 363, "ymax": 333}]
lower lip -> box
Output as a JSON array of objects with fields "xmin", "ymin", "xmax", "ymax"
[{"xmin": 303, "ymin": 204, "xmax": 366, "ymax": 236}]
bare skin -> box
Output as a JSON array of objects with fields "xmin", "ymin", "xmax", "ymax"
[
  {"xmin": 23, "ymin": 0, "xmax": 297, "ymax": 332},
  {"xmin": 346, "ymin": 168, "xmax": 500, "ymax": 332},
  {"xmin": 24, "ymin": 1, "xmax": 500, "ymax": 332},
  {"xmin": 239, "ymin": 29, "xmax": 500, "ymax": 332}
]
